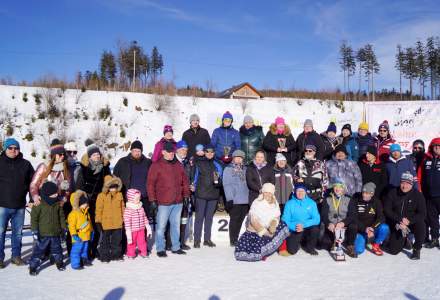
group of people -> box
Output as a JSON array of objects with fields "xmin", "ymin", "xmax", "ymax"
[{"xmin": 0, "ymin": 111, "xmax": 439, "ymax": 275}]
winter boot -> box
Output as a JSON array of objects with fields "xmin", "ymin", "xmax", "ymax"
[
  {"xmin": 11, "ymin": 256, "xmax": 25, "ymax": 266},
  {"xmin": 157, "ymin": 251, "xmax": 167, "ymax": 258},
  {"xmin": 410, "ymin": 248, "xmax": 421, "ymax": 260},
  {"xmin": 82, "ymin": 258, "xmax": 93, "ymax": 267},
  {"xmin": 371, "ymin": 243, "xmax": 384, "ymax": 256},
  {"xmin": 0, "ymin": 260, "xmax": 5, "ymax": 269},
  {"xmin": 56, "ymin": 262, "xmax": 66, "ymax": 271},
  {"xmin": 172, "ymin": 249, "xmax": 187, "ymax": 255},
  {"xmin": 194, "ymin": 241, "xmax": 201, "ymax": 248},
  {"xmin": 278, "ymin": 240, "xmax": 290, "ymax": 256},
  {"xmin": 346, "ymin": 245, "xmax": 358, "ymax": 258},
  {"xmin": 423, "ymin": 239, "xmax": 439, "ymax": 249},
  {"xmin": 29, "ymin": 267, "xmax": 38, "ymax": 276},
  {"xmin": 181, "ymin": 243, "xmax": 191, "ymax": 251},
  {"xmin": 203, "ymin": 240, "xmax": 216, "ymax": 247}
]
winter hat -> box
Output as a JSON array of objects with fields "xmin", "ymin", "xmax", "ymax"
[
  {"xmin": 87, "ymin": 144, "xmax": 101, "ymax": 158},
  {"xmin": 275, "ymin": 153, "xmax": 287, "ymax": 162},
  {"xmin": 331, "ymin": 178, "xmax": 346, "ymax": 188},
  {"xmin": 412, "ymin": 139, "xmax": 425, "ymax": 149},
  {"xmin": 359, "ymin": 122, "xmax": 369, "ymax": 131},
  {"xmin": 163, "ymin": 125, "xmax": 173, "ymax": 135},
  {"xmin": 130, "ymin": 140, "xmax": 143, "ymax": 152},
  {"xmin": 304, "ymin": 119, "xmax": 313, "ymax": 127},
  {"xmin": 243, "ymin": 115, "xmax": 254, "ymax": 124},
  {"xmin": 205, "ymin": 144, "xmax": 215, "ymax": 152},
  {"xmin": 294, "ymin": 183, "xmax": 307, "ymax": 193},
  {"xmin": 261, "ymin": 183, "xmax": 276, "ymax": 195},
  {"xmin": 64, "ymin": 142, "xmax": 77, "ymax": 152},
  {"xmin": 3, "ymin": 138, "xmax": 20, "ymax": 151},
  {"xmin": 84, "ymin": 138, "xmax": 95, "ymax": 147},
  {"xmin": 78, "ymin": 194, "xmax": 89, "ymax": 207},
  {"xmin": 305, "ymin": 144, "xmax": 317, "ymax": 152},
  {"xmin": 362, "ymin": 182, "xmax": 376, "ymax": 194},
  {"xmin": 327, "ymin": 122, "xmax": 337, "ymax": 133},
  {"xmin": 275, "ymin": 117, "xmax": 285, "ymax": 126},
  {"xmin": 334, "ymin": 144, "xmax": 348, "ymax": 156},
  {"xmin": 378, "ymin": 120, "xmax": 390, "ymax": 131},
  {"xmin": 342, "ymin": 124, "xmax": 352, "ymax": 134},
  {"xmin": 50, "ymin": 138, "xmax": 65, "ymax": 156},
  {"xmin": 401, "ymin": 172, "xmax": 414, "ymax": 185},
  {"xmin": 176, "ymin": 140, "xmax": 188, "ymax": 150},
  {"xmin": 390, "ymin": 143, "xmax": 401, "ymax": 153},
  {"xmin": 163, "ymin": 141, "xmax": 175, "ymax": 153},
  {"xmin": 195, "ymin": 144, "xmax": 204, "ymax": 152},
  {"xmin": 189, "ymin": 114, "xmax": 200, "ymax": 123},
  {"xmin": 222, "ymin": 111, "xmax": 233, "ymax": 121},
  {"xmin": 366, "ymin": 145, "xmax": 378, "ymax": 156},
  {"xmin": 126, "ymin": 189, "xmax": 141, "ymax": 203},
  {"xmin": 40, "ymin": 181, "xmax": 58, "ymax": 197},
  {"xmin": 232, "ymin": 149, "xmax": 245, "ymax": 159}
]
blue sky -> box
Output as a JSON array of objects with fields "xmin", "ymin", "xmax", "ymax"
[{"xmin": 1, "ymin": 0, "xmax": 440, "ymax": 92}]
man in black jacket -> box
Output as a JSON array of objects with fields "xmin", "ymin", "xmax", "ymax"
[
  {"xmin": 0, "ymin": 138, "xmax": 35, "ymax": 268},
  {"xmin": 182, "ymin": 114, "xmax": 211, "ymax": 160},
  {"xmin": 358, "ymin": 145, "xmax": 388, "ymax": 200},
  {"xmin": 384, "ymin": 172, "xmax": 426, "ymax": 260},
  {"xmin": 296, "ymin": 119, "xmax": 325, "ymax": 161}
]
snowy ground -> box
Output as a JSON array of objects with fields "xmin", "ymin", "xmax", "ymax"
[{"xmin": 2, "ymin": 230, "xmax": 440, "ymax": 300}]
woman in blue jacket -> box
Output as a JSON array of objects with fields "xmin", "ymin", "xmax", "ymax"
[
  {"xmin": 211, "ymin": 111, "xmax": 241, "ymax": 166},
  {"xmin": 281, "ymin": 184, "xmax": 320, "ymax": 256}
]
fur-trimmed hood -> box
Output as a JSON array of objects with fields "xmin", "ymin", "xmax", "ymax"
[
  {"xmin": 70, "ymin": 190, "xmax": 88, "ymax": 211},
  {"xmin": 80, "ymin": 153, "xmax": 110, "ymax": 168},
  {"xmin": 102, "ymin": 175, "xmax": 122, "ymax": 193},
  {"xmin": 269, "ymin": 123, "xmax": 292, "ymax": 136},
  {"xmin": 426, "ymin": 137, "xmax": 440, "ymax": 158}
]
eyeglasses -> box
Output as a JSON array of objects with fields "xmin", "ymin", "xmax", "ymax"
[
  {"xmin": 7, "ymin": 146, "xmax": 19, "ymax": 151},
  {"xmin": 66, "ymin": 151, "xmax": 78, "ymax": 155}
]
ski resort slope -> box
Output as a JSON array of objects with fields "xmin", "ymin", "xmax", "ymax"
[{"xmin": 2, "ymin": 234, "xmax": 439, "ymax": 300}]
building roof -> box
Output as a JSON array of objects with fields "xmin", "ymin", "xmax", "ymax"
[{"xmin": 218, "ymin": 82, "xmax": 263, "ymax": 99}]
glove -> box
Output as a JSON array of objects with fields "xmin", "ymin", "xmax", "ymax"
[
  {"xmin": 126, "ymin": 230, "xmax": 132, "ymax": 244},
  {"xmin": 268, "ymin": 219, "xmax": 278, "ymax": 234},
  {"xmin": 96, "ymin": 223, "xmax": 103, "ymax": 234},
  {"xmin": 146, "ymin": 224, "xmax": 152, "ymax": 238},
  {"xmin": 60, "ymin": 180, "xmax": 70, "ymax": 191},
  {"xmin": 225, "ymin": 200, "xmax": 234, "ymax": 212},
  {"xmin": 32, "ymin": 231, "xmax": 40, "ymax": 242},
  {"xmin": 149, "ymin": 202, "xmax": 158, "ymax": 218},
  {"xmin": 72, "ymin": 234, "xmax": 82, "ymax": 243}
]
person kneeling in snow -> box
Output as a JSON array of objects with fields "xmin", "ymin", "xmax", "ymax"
[
  {"xmin": 124, "ymin": 189, "xmax": 152, "ymax": 259},
  {"xmin": 234, "ymin": 183, "xmax": 290, "ymax": 262},
  {"xmin": 68, "ymin": 191, "xmax": 93, "ymax": 269},
  {"xmin": 280, "ymin": 184, "xmax": 320, "ymax": 256},
  {"xmin": 353, "ymin": 183, "xmax": 390, "ymax": 256},
  {"xmin": 320, "ymin": 179, "xmax": 358, "ymax": 258}
]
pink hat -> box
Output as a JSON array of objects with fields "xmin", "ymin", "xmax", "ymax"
[
  {"xmin": 126, "ymin": 189, "xmax": 141, "ymax": 202},
  {"xmin": 275, "ymin": 117, "xmax": 285, "ymax": 126},
  {"xmin": 163, "ymin": 125, "xmax": 173, "ymax": 135}
]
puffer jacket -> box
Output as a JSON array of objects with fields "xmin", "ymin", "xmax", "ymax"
[
  {"xmin": 273, "ymin": 165, "xmax": 295, "ymax": 205},
  {"xmin": 152, "ymin": 138, "xmax": 177, "ymax": 162},
  {"xmin": 193, "ymin": 156, "xmax": 223, "ymax": 201},
  {"xmin": 294, "ymin": 158, "xmax": 329, "ymax": 202},
  {"xmin": 246, "ymin": 162, "xmax": 275, "ymax": 204},
  {"xmin": 30, "ymin": 160, "xmax": 71, "ymax": 202},
  {"xmin": 223, "ymin": 163, "xmax": 249, "ymax": 205},
  {"xmin": 384, "ymin": 187, "xmax": 426, "ymax": 225},
  {"xmin": 386, "ymin": 156, "xmax": 417, "ymax": 189},
  {"xmin": 282, "ymin": 195, "xmax": 320, "ymax": 232},
  {"xmin": 341, "ymin": 135, "xmax": 360, "ymax": 162},
  {"xmin": 95, "ymin": 175, "xmax": 125, "ymax": 230},
  {"xmin": 326, "ymin": 157, "xmax": 362, "ymax": 196},
  {"xmin": 31, "ymin": 196, "xmax": 66, "ymax": 237},
  {"xmin": 263, "ymin": 123, "xmax": 296, "ymax": 166},
  {"xmin": 68, "ymin": 190, "xmax": 93, "ymax": 242},
  {"xmin": 211, "ymin": 125, "xmax": 241, "ymax": 161},
  {"xmin": 421, "ymin": 138, "xmax": 440, "ymax": 198},
  {"xmin": 321, "ymin": 132, "xmax": 343, "ymax": 161},
  {"xmin": 239, "ymin": 125, "xmax": 265, "ymax": 165},
  {"xmin": 354, "ymin": 132, "xmax": 378, "ymax": 161},
  {"xmin": 75, "ymin": 154, "xmax": 111, "ymax": 199},
  {"xmin": 296, "ymin": 130, "xmax": 325, "ymax": 161},
  {"xmin": 377, "ymin": 134, "xmax": 395, "ymax": 163}
]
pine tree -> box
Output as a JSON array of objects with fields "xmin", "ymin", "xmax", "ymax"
[
  {"xmin": 402, "ymin": 47, "xmax": 417, "ymax": 99},
  {"xmin": 361, "ymin": 44, "xmax": 380, "ymax": 101},
  {"xmin": 356, "ymin": 47, "xmax": 367, "ymax": 100},
  {"xmin": 426, "ymin": 37, "xmax": 438, "ymax": 100},
  {"xmin": 415, "ymin": 40, "xmax": 428, "ymax": 99},
  {"xmin": 151, "ymin": 46, "xmax": 164, "ymax": 86},
  {"xmin": 395, "ymin": 45, "xmax": 405, "ymax": 100},
  {"xmin": 99, "ymin": 51, "xmax": 117, "ymax": 89}
]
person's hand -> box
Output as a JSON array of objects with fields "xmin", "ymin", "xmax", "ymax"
[
  {"xmin": 190, "ymin": 184, "xmax": 195, "ymax": 192},
  {"xmin": 402, "ymin": 218, "xmax": 410, "ymax": 226},
  {"xmin": 33, "ymin": 196, "xmax": 41, "ymax": 206},
  {"xmin": 399, "ymin": 222, "xmax": 408, "ymax": 231},
  {"xmin": 268, "ymin": 219, "xmax": 278, "ymax": 234},
  {"xmin": 146, "ymin": 224, "xmax": 152, "ymax": 238},
  {"xmin": 60, "ymin": 180, "xmax": 70, "ymax": 191},
  {"xmin": 328, "ymin": 223, "xmax": 335, "ymax": 232},
  {"xmin": 297, "ymin": 178, "xmax": 304, "ymax": 183},
  {"xmin": 296, "ymin": 223, "xmax": 304, "ymax": 232},
  {"xmin": 282, "ymin": 148, "xmax": 287, "ymax": 152},
  {"xmin": 149, "ymin": 202, "xmax": 158, "ymax": 218},
  {"xmin": 366, "ymin": 227, "xmax": 374, "ymax": 239},
  {"xmin": 126, "ymin": 231, "xmax": 132, "ymax": 244},
  {"xmin": 277, "ymin": 147, "xmax": 282, "ymax": 152},
  {"xmin": 335, "ymin": 222, "xmax": 345, "ymax": 229},
  {"xmin": 72, "ymin": 234, "xmax": 82, "ymax": 243}
]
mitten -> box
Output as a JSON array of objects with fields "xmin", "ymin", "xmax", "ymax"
[
  {"xmin": 72, "ymin": 234, "xmax": 82, "ymax": 243},
  {"xmin": 126, "ymin": 231, "xmax": 132, "ymax": 244},
  {"xmin": 146, "ymin": 224, "xmax": 152, "ymax": 238}
]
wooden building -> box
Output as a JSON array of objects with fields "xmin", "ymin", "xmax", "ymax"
[{"xmin": 218, "ymin": 82, "xmax": 263, "ymax": 99}]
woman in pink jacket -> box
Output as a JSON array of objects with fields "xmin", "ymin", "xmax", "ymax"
[{"xmin": 151, "ymin": 125, "xmax": 177, "ymax": 162}]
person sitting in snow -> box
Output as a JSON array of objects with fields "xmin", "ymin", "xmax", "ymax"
[
  {"xmin": 68, "ymin": 190, "xmax": 94, "ymax": 269},
  {"xmin": 234, "ymin": 183, "xmax": 290, "ymax": 262}
]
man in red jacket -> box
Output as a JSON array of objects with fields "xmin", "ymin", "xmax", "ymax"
[{"xmin": 147, "ymin": 142, "xmax": 190, "ymax": 257}]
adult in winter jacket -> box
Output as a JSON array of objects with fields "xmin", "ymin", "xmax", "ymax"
[
  {"xmin": 181, "ymin": 114, "xmax": 211, "ymax": 159},
  {"xmin": 234, "ymin": 183, "xmax": 290, "ymax": 262},
  {"xmin": 340, "ymin": 124, "xmax": 359, "ymax": 162},
  {"xmin": 239, "ymin": 115, "xmax": 264, "ymax": 165},
  {"xmin": 152, "ymin": 125, "xmax": 177, "ymax": 162},
  {"xmin": 263, "ymin": 117, "xmax": 296, "ymax": 166},
  {"xmin": 294, "ymin": 144, "xmax": 329, "ymax": 205},
  {"xmin": 211, "ymin": 111, "xmax": 241, "ymax": 165},
  {"xmin": 386, "ymin": 144, "xmax": 417, "ymax": 189},
  {"xmin": 0, "ymin": 138, "xmax": 34, "ymax": 268},
  {"xmin": 320, "ymin": 180, "xmax": 358, "ymax": 258},
  {"xmin": 29, "ymin": 182, "xmax": 66, "ymax": 275},
  {"xmin": 326, "ymin": 145, "xmax": 362, "ymax": 197},
  {"xmin": 384, "ymin": 172, "xmax": 426, "ymax": 260},
  {"xmin": 148, "ymin": 142, "xmax": 190, "ymax": 257},
  {"xmin": 358, "ymin": 145, "xmax": 388, "ymax": 200},
  {"xmin": 296, "ymin": 119, "xmax": 325, "ymax": 161},
  {"xmin": 223, "ymin": 150, "xmax": 249, "ymax": 246},
  {"xmin": 411, "ymin": 139, "xmax": 425, "ymax": 190},
  {"xmin": 353, "ymin": 183, "xmax": 390, "ymax": 256},
  {"xmin": 281, "ymin": 184, "xmax": 320, "ymax": 256},
  {"xmin": 354, "ymin": 122, "xmax": 378, "ymax": 161},
  {"xmin": 273, "ymin": 153, "xmax": 295, "ymax": 213},
  {"xmin": 95, "ymin": 175, "xmax": 125, "ymax": 262},
  {"xmin": 321, "ymin": 122, "xmax": 343, "ymax": 161},
  {"xmin": 376, "ymin": 120, "xmax": 395, "ymax": 163},
  {"xmin": 421, "ymin": 138, "xmax": 440, "ymax": 248},
  {"xmin": 246, "ymin": 150, "xmax": 275, "ymax": 205},
  {"xmin": 192, "ymin": 144, "xmax": 223, "ymax": 248},
  {"xmin": 68, "ymin": 191, "xmax": 93, "ymax": 269},
  {"xmin": 64, "ymin": 141, "xmax": 80, "ymax": 191}
]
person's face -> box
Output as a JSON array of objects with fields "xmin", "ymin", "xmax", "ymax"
[
  {"xmin": 5, "ymin": 145, "xmax": 20, "ymax": 159},
  {"xmin": 233, "ymin": 156, "xmax": 243, "ymax": 165},
  {"xmin": 362, "ymin": 192, "xmax": 373, "ymax": 201},
  {"xmin": 131, "ymin": 149, "xmax": 142, "ymax": 159},
  {"xmin": 412, "ymin": 144, "xmax": 424, "ymax": 153},
  {"xmin": 244, "ymin": 120, "xmax": 254, "ymax": 130},
  {"xmin": 304, "ymin": 149, "xmax": 316, "ymax": 160},
  {"xmin": 109, "ymin": 187, "xmax": 117, "ymax": 193},
  {"xmin": 327, "ymin": 131, "xmax": 336, "ymax": 138},
  {"xmin": 333, "ymin": 185, "xmax": 344, "ymax": 196},
  {"xmin": 80, "ymin": 203, "xmax": 89, "ymax": 210},
  {"xmin": 66, "ymin": 150, "xmax": 78, "ymax": 159},
  {"xmin": 90, "ymin": 152, "xmax": 101, "ymax": 162},
  {"xmin": 277, "ymin": 159, "xmax": 287, "ymax": 168},
  {"xmin": 191, "ymin": 120, "xmax": 199, "ymax": 128},
  {"xmin": 296, "ymin": 189, "xmax": 306, "ymax": 200},
  {"xmin": 358, "ymin": 129, "xmax": 368, "ymax": 136},
  {"xmin": 342, "ymin": 129, "xmax": 350, "ymax": 137},
  {"xmin": 263, "ymin": 192, "xmax": 272, "ymax": 200},
  {"xmin": 433, "ymin": 145, "xmax": 440, "ymax": 156},
  {"xmin": 177, "ymin": 148, "xmax": 188, "ymax": 159},
  {"xmin": 223, "ymin": 119, "xmax": 232, "ymax": 127},
  {"xmin": 276, "ymin": 124, "xmax": 285, "ymax": 132},
  {"xmin": 164, "ymin": 132, "xmax": 173, "ymax": 139},
  {"xmin": 400, "ymin": 181, "xmax": 413, "ymax": 193},
  {"xmin": 391, "ymin": 151, "xmax": 401, "ymax": 160},
  {"xmin": 255, "ymin": 152, "xmax": 265, "ymax": 164},
  {"xmin": 133, "ymin": 194, "xmax": 141, "ymax": 204},
  {"xmin": 335, "ymin": 151, "xmax": 346, "ymax": 160},
  {"xmin": 196, "ymin": 150, "xmax": 205, "ymax": 157},
  {"xmin": 379, "ymin": 128, "xmax": 388, "ymax": 138},
  {"xmin": 366, "ymin": 152, "xmax": 376, "ymax": 162},
  {"xmin": 304, "ymin": 125, "xmax": 313, "ymax": 133},
  {"xmin": 55, "ymin": 153, "xmax": 65, "ymax": 163},
  {"xmin": 205, "ymin": 150, "xmax": 215, "ymax": 159},
  {"xmin": 162, "ymin": 150, "xmax": 175, "ymax": 161}
]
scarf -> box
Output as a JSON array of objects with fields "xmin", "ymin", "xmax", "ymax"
[
  {"xmin": 253, "ymin": 160, "xmax": 267, "ymax": 170},
  {"xmin": 232, "ymin": 163, "xmax": 246, "ymax": 181},
  {"xmin": 89, "ymin": 159, "xmax": 103, "ymax": 175},
  {"xmin": 52, "ymin": 162, "xmax": 64, "ymax": 172},
  {"xmin": 126, "ymin": 201, "xmax": 143, "ymax": 210}
]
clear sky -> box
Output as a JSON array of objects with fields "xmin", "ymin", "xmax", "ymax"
[{"xmin": 1, "ymin": 0, "xmax": 439, "ymax": 92}]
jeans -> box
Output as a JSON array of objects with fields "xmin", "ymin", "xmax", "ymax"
[
  {"xmin": 0, "ymin": 207, "xmax": 25, "ymax": 261},
  {"xmin": 354, "ymin": 224, "xmax": 390, "ymax": 254},
  {"xmin": 29, "ymin": 236, "xmax": 63, "ymax": 269},
  {"xmin": 155, "ymin": 204, "xmax": 182, "ymax": 252}
]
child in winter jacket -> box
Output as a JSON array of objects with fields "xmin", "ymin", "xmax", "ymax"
[
  {"xmin": 68, "ymin": 190, "xmax": 94, "ymax": 269},
  {"xmin": 29, "ymin": 181, "xmax": 66, "ymax": 275},
  {"xmin": 95, "ymin": 175, "xmax": 125, "ymax": 262},
  {"xmin": 124, "ymin": 189, "xmax": 152, "ymax": 258}
]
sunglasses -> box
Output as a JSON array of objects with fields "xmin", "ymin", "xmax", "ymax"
[
  {"xmin": 7, "ymin": 146, "xmax": 19, "ymax": 151},
  {"xmin": 66, "ymin": 151, "xmax": 78, "ymax": 155}
]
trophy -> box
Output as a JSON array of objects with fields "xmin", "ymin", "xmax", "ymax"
[
  {"xmin": 333, "ymin": 228, "xmax": 346, "ymax": 262},
  {"xmin": 278, "ymin": 138, "xmax": 287, "ymax": 151},
  {"xmin": 223, "ymin": 146, "xmax": 232, "ymax": 159},
  {"xmin": 213, "ymin": 171, "xmax": 220, "ymax": 185}
]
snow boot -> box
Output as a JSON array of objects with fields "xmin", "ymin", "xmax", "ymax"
[
  {"xmin": 29, "ymin": 267, "xmax": 38, "ymax": 276},
  {"xmin": 194, "ymin": 241, "xmax": 201, "ymax": 248},
  {"xmin": 172, "ymin": 249, "xmax": 187, "ymax": 255},
  {"xmin": 181, "ymin": 243, "xmax": 191, "ymax": 251},
  {"xmin": 56, "ymin": 262, "xmax": 66, "ymax": 271},
  {"xmin": 346, "ymin": 245, "xmax": 358, "ymax": 258},
  {"xmin": 424, "ymin": 239, "xmax": 439, "ymax": 249},
  {"xmin": 278, "ymin": 240, "xmax": 290, "ymax": 256},
  {"xmin": 410, "ymin": 248, "xmax": 420, "ymax": 260},
  {"xmin": 0, "ymin": 260, "xmax": 5, "ymax": 269},
  {"xmin": 82, "ymin": 258, "xmax": 93, "ymax": 266},
  {"xmin": 371, "ymin": 243, "xmax": 384, "ymax": 256},
  {"xmin": 11, "ymin": 256, "xmax": 25, "ymax": 266},
  {"xmin": 203, "ymin": 240, "xmax": 216, "ymax": 247},
  {"xmin": 157, "ymin": 251, "xmax": 167, "ymax": 258}
]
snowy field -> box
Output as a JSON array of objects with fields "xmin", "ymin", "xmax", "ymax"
[{"xmin": 2, "ymin": 230, "xmax": 440, "ymax": 300}]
